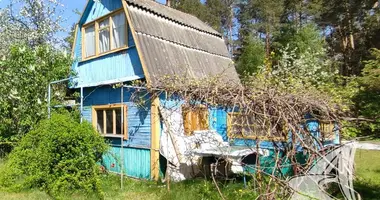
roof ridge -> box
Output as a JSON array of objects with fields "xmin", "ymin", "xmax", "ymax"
[{"xmin": 125, "ymin": 0, "xmax": 222, "ymax": 37}]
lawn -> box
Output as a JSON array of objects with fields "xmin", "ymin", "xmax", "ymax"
[
  {"xmin": 0, "ymin": 149, "xmax": 379, "ymax": 200},
  {"xmin": 354, "ymin": 149, "xmax": 380, "ymax": 199}
]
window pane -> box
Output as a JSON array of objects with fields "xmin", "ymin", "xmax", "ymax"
[
  {"xmin": 96, "ymin": 110, "xmax": 104, "ymax": 134},
  {"xmin": 115, "ymin": 109, "xmax": 122, "ymax": 135},
  {"xmin": 85, "ymin": 25, "xmax": 96, "ymax": 57},
  {"xmin": 99, "ymin": 19, "xmax": 110, "ymax": 53},
  {"xmin": 112, "ymin": 13, "xmax": 126, "ymax": 49},
  {"xmin": 105, "ymin": 110, "xmax": 113, "ymax": 134}
]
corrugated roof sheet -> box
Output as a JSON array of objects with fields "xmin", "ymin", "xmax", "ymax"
[
  {"xmin": 125, "ymin": 0, "xmax": 240, "ymax": 87},
  {"xmin": 126, "ymin": 0, "xmax": 220, "ymax": 36}
]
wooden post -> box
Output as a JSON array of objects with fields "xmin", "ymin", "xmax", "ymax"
[{"xmin": 150, "ymin": 96, "xmax": 160, "ymax": 180}]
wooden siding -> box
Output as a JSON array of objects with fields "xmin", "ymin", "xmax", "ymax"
[
  {"xmin": 102, "ymin": 145, "xmax": 151, "ymax": 179},
  {"xmin": 82, "ymin": 86, "xmax": 151, "ymax": 149},
  {"xmin": 71, "ymin": 0, "xmax": 141, "ymax": 88},
  {"xmin": 72, "ymin": 47, "xmax": 144, "ymax": 88},
  {"xmin": 84, "ymin": 0, "xmax": 122, "ymax": 24}
]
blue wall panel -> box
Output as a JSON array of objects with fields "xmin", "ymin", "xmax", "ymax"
[
  {"xmin": 73, "ymin": 48, "xmax": 144, "ymax": 88},
  {"xmin": 71, "ymin": 0, "xmax": 142, "ymax": 88},
  {"xmin": 82, "ymin": 86, "xmax": 151, "ymax": 149},
  {"xmin": 84, "ymin": 0, "xmax": 122, "ymax": 24},
  {"xmin": 102, "ymin": 146, "xmax": 151, "ymax": 179}
]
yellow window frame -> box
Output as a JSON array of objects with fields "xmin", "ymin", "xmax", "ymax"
[
  {"xmin": 227, "ymin": 112, "xmax": 286, "ymax": 141},
  {"xmin": 182, "ymin": 105, "xmax": 209, "ymax": 136},
  {"xmin": 92, "ymin": 104, "xmax": 128, "ymax": 139},
  {"xmin": 81, "ymin": 8, "xmax": 128, "ymax": 61}
]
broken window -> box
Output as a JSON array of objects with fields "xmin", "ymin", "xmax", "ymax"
[{"xmin": 182, "ymin": 106, "xmax": 209, "ymax": 136}]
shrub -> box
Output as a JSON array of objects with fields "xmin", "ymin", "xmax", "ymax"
[{"xmin": 0, "ymin": 112, "xmax": 108, "ymax": 198}]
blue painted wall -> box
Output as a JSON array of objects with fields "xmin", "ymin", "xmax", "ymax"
[
  {"xmin": 82, "ymin": 86, "xmax": 151, "ymax": 148},
  {"xmin": 102, "ymin": 146, "xmax": 151, "ymax": 179},
  {"xmin": 82, "ymin": 86, "xmax": 151, "ymax": 179},
  {"xmin": 71, "ymin": 0, "xmax": 142, "ymax": 88}
]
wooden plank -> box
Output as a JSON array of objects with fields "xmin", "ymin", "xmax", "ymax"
[
  {"xmin": 71, "ymin": 24, "xmax": 79, "ymax": 58},
  {"xmin": 109, "ymin": 15, "xmax": 114, "ymax": 50},
  {"xmin": 122, "ymin": 0, "xmax": 152, "ymax": 86},
  {"xmin": 113, "ymin": 109, "xmax": 116, "ymax": 134},
  {"xmin": 103, "ymin": 110, "xmax": 106, "ymax": 134},
  {"xmin": 81, "ymin": 26, "xmax": 85, "ymax": 60},
  {"xmin": 123, "ymin": 105, "xmax": 128, "ymax": 139},
  {"xmin": 92, "ymin": 107, "xmax": 97, "ymax": 130},
  {"xmin": 150, "ymin": 96, "xmax": 160, "ymax": 180},
  {"xmin": 95, "ymin": 21, "xmax": 99, "ymax": 56}
]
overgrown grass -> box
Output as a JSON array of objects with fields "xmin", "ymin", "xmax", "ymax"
[
  {"xmin": 354, "ymin": 149, "xmax": 380, "ymax": 200},
  {"xmin": 0, "ymin": 149, "xmax": 379, "ymax": 199}
]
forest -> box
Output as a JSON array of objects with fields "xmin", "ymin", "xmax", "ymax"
[{"xmin": 171, "ymin": 0, "xmax": 380, "ymax": 139}]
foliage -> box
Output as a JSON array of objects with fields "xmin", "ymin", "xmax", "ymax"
[
  {"xmin": 270, "ymin": 45, "xmax": 336, "ymax": 87},
  {"xmin": 0, "ymin": 0, "xmax": 65, "ymax": 54},
  {"xmin": 0, "ymin": 113, "xmax": 108, "ymax": 198},
  {"xmin": 0, "ymin": 44, "xmax": 71, "ymax": 150},
  {"xmin": 273, "ymin": 23, "xmax": 325, "ymax": 57},
  {"xmin": 236, "ymin": 36, "xmax": 265, "ymax": 76}
]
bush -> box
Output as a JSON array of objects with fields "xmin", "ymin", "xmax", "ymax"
[{"xmin": 0, "ymin": 113, "xmax": 108, "ymax": 198}]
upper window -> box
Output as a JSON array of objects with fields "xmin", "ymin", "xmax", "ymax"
[
  {"xmin": 83, "ymin": 9, "xmax": 127, "ymax": 60},
  {"xmin": 182, "ymin": 106, "xmax": 209, "ymax": 136},
  {"xmin": 92, "ymin": 104, "xmax": 128, "ymax": 139}
]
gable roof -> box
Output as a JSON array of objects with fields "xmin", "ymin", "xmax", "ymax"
[{"xmin": 124, "ymin": 0, "xmax": 240, "ymax": 87}]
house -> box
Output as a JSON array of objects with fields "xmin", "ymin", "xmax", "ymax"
[{"xmin": 70, "ymin": 0, "xmax": 339, "ymax": 181}]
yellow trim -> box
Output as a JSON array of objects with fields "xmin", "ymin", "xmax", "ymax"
[
  {"xmin": 227, "ymin": 112, "xmax": 286, "ymax": 141},
  {"xmin": 82, "ymin": 8, "xmax": 128, "ymax": 61},
  {"xmin": 82, "ymin": 8, "xmax": 124, "ymax": 28},
  {"xmin": 150, "ymin": 96, "xmax": 160, "ymax": 180},
  {"xmin": 92, "ymin": 104, "xmax": 128, "ymax": 139},
  {"xmin": 182, "ymin": 105, "xmax": 209, "ymax": 136},
  {"xmin": 122, "ymin": 0, "xmax": 152, "ymax": 86}
]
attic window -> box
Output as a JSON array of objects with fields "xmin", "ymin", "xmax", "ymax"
[{"xmin": 82, "ymin": 9, "xmax": 127, "ymax": 60}]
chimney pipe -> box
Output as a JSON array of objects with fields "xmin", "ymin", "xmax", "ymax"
[{"xmin": 166, "ymin": 0, "xmax": 171, "ymax": 7}]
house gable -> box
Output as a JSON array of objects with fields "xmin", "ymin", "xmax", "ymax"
[{"xmin": 71, "ymin": 0, "xmax": 144, "ymax": 88}]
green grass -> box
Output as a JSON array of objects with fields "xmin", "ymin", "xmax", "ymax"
[
  {"xmin": 354, "ymin": 149, "xmax": 380, "ymax": 200},
  {"xmin": 0, "ymin": 173, "xmax": 256, "ymax": 200},
  {"xmin": 0, "ymin": 149, "xmax": 379, "ymax": 199}
]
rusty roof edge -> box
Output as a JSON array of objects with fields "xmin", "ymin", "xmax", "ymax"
[
  {"xmin": 125, "ymin": 0, "xmax": 223, "ymax": 38},
  {"xmin": 135, "ymin": 31, "xmax": 232, "ymax": 60}
]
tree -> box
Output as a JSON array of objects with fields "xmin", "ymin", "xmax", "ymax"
[
  {"xmin": 0, "ymin": 44, "xmax": 71, "ymax": 151},
  {"xmin": 0, "ymin": 0, "xmax": 65, "ymax": 54},
  {"xmin": 236, "ymin": 36, "xmax": 265, "ymax": 76}
]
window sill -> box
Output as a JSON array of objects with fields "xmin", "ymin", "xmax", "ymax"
[
  {"xmin": 81, "ymin": 46, "xmax": 134, "ymax": 62},
  {"xmin": 102, "ymin": 134, "xmax": 127, "ymax": 140}
]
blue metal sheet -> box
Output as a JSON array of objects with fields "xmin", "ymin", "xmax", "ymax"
[
  {"xmin": 102, "ymin": 146, "xmax": 151, "ymax": 179},
  {"xmin": 82, "ymin": 86, "xmax": 152, "ymax": 148}
]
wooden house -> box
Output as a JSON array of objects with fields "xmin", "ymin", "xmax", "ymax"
[{"xmin": 71, "ymin": 0, "xmax": 339, "ymax": 181}]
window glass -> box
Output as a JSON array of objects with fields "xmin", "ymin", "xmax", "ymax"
[
  {"xmin": 96, "ymin": 110, "xmax": 104, "ymax": 133},
  {"xmin": 112, "ymin": 12, "xmax": 126, "ymax": 49},
  {"xmin": 105, "ymin": 110, "xmax": 113, "ymax": 134},
  {"xmin": 99, "ymin": 19, "xmax": 110, "ymax": 53},
  {"xmin": 85, "ymin": 25, "xmax": 96, "ymax": 57},
  {"xmin": 115, "ymin": 109, "xmax": 122, "ymax": 135}
]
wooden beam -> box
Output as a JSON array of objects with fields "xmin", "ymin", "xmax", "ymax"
[
  {"xmin": 122, "ymin": 0, "xmax": 152, "ymax": 86},
  {"xmin": 71, "ymin": 24, "xmax": 79, "ymax": 58},
  {"xmin": 150, "ymin": 96, "xmax": 160, "ymax": 180}
]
